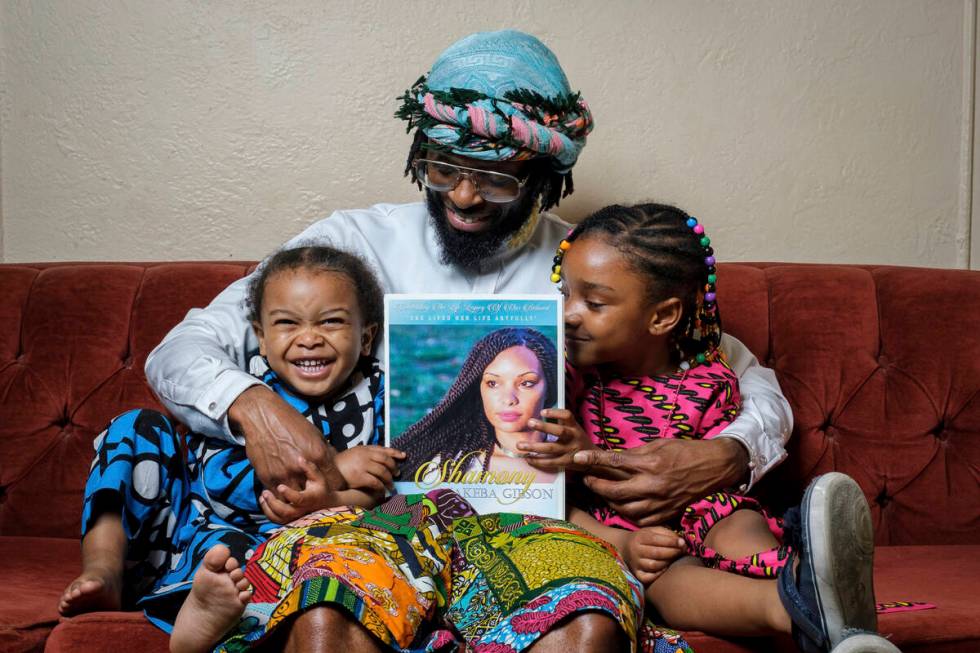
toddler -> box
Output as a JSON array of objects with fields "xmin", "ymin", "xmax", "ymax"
[{"xmin": 58, "ymin": 245, "xmax": 404, "ymax": 652}]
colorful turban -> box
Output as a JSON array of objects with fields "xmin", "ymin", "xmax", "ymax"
[{"xmin": 396, "ymin": 30, "xmax": 594, "ymax": 174}]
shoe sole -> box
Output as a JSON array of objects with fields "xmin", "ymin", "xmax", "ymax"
[
  {"xmin": 830, "ymin": 633, "xmax": 902, "ymax": 653},
  {"xmin": 803, "ymin": 472, "xmax": 878, "ymax": 647}
]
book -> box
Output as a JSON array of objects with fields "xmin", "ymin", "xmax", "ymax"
[{"xmin": 385, "ymin": 294, "xmax": 564, "ymax": 519}]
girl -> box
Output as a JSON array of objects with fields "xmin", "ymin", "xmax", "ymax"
[
  {"xmin": 59, "ymin": 245, "xmax": 405, "ymax": 649},
  {"xmin": 520, "ymin": 203, "xmax": 885, "ymax": 653}
]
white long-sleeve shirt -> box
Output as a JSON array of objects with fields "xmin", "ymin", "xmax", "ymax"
[{"xmin": 146, "ymin": 202, "xmax": 792, "ymax": 487}]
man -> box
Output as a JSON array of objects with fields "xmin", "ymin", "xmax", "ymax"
[{"xmin": 147, "ymin": 30, "xmax": 791, "ymax": 651}]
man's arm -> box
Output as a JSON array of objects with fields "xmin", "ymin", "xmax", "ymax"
[
  {"xmin": 145, "ymin": 274, "xmax": 262, "ymax": 440},
  {"xmin": 716, "ymin": 333, "xmax": 793, "ymax": 490}
]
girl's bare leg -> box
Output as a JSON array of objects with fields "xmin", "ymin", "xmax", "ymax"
[
  {"xmin": 703, "ymin": 507, "xmax": 780, "ymax": 561},
  {"xmin": 59, "ymin": 510, "xmax": 126, "ymax": 615},
  {"xmin": 647, "ymin": 557, "xmax": 790, "ymax": 636},
  {"xmin": 646, "ymin": 508, "xmax": 790, "ymax": 636}
]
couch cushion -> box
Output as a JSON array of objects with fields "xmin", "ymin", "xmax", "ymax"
[
  {"xmin": 728, "ymin": 265, "xmax": 980, "ymax": 545},
  {"xmin": 0, "ymin": 263, "xmax": 253, "ymax": 539},
  {"xmin": 44, "ymin": 612, "xmax": 169, "ymax": 653},
  {"xmin": 0, "ymin": 536, "xmax": 79, "ymax": 653},
  {"xmin": 872, "ymin": 545, "xmax": 978, "ymax": 653}
]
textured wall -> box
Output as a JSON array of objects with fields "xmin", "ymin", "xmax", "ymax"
[{"xmin": 0, "ymin": 0, "xmax": 976, "ymax": 267}]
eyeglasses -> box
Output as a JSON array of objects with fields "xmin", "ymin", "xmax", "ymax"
[{"xmin": 413, "ymin": 159, "xmax": 527, "ymax": 203}]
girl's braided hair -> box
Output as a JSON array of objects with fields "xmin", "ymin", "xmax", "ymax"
[
  {"xmin": 562, "ymin": 203, "xmax": 722, "ymax": 366},
  {"xmin": 398, "ymin": 327, "xmax": 557, "ymax": 474}
]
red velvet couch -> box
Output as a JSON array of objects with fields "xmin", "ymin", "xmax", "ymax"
[{"xmin": 1, "ymin": 261, "xmax": 977, "ymax": 653}]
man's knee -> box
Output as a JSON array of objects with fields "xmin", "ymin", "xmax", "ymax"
[
  {"xmin": 283, "ymin": 606, "xmax": 383, "ymax": 653},
  {"xmin": 291, "ymin": 605, "xmax": 346, "ymax": 633},
  {"xmin": 532, "ymin": 612, "xmax": 629, "ymax": 653}
]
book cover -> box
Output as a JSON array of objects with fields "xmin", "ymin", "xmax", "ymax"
[{"xmin": 385, "ymin": 294, "xmax": 564, "ymax": 519}]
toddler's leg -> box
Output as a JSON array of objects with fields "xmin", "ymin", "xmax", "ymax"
[
  {"xmin": 58, "ymin": 506, "xmax": 126, "ymax": 615},
  {"xmin": 60, "ymin": 409, "xmax": 187, "ymax": 616},
  {"xmin": 170, "ymin": 545, "xmax": 252, "ymax": 653}
]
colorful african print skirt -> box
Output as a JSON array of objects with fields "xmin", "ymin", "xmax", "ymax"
[
  {"xmin": 218, "ymin": 490, "xmax": 651, "ymax": 652},
  {"xmin": 681, "ymin": 493, "xmax": 790, "ymax": 578}
]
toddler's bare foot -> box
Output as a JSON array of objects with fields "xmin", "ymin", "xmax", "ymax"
[
  {"xmin": 170, "ymin": 545, "xmax": 252, "ymax": 653},
  {"xmin": 59, "ymin": 567, "xmax": 123, "ymax": 616}
]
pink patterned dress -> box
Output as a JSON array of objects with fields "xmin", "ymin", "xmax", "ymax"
[{"xmin": 569, "ymin": 359, "xmax": 790, "ymax": 578}]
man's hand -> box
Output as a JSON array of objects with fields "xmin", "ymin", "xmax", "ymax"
[
  {"xmin": 230, "ymin": 385, "xmax": 346, "ymax": 496},
  {"xmin": 259, "ymin": 458, "xmax": 339, "ymax": 524},
  {"xmin": 335, "ymin": 445, "xmax": 406, "ymax": 496},
  {"xmin": 572, "ymin": 438, "xmax": 749, "ymax": 527},
  {"xmin": 518, "ymin": 409, "xmax": 594, "ymax": 471},
  {"xmin": 621, "ymin": 527, "xmax": 687, "ymax": 586}
]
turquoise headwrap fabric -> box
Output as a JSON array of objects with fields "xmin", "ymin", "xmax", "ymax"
[{"xmin": 396, "ymin": 30, "xmax": 593, "ymax": 174}]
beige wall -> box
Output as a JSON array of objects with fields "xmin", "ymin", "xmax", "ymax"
[{"xmin": 1, "ymin": 0, "xmax": 977, "ymax": 268}]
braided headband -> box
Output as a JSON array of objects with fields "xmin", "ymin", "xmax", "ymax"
[{"xmin": 396, "ymin": 78, "xmax": 593, "ymax": 174}]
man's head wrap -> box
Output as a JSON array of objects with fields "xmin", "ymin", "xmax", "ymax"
[{"xmin": 396, "ymin": 30, "xmax": 593, "ymax": 174}]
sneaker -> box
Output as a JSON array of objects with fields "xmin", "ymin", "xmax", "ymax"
[
  {"xmin": 777, "ymin": 472, "xmax": 878, "ymax": 652},
  {"xmin": 830, "ymin": 633, "xmax": 902, "ymax": 653}
]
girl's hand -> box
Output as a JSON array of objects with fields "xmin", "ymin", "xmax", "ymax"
[
  {"xmin": 335, "ymin": 445, "xmax": 406, "ymax": 495},
  {"xmin": 622, "ymin": 527, "xmax": 687, "ymax": 586},
  {"xmin": 518, "ymin": 408, "xmax": 595, "ymax": 471}
]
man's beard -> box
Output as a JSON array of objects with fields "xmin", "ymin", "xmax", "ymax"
[{"xmin": 425, "ymin": 188, "xmax": 538, "ymax": 272}]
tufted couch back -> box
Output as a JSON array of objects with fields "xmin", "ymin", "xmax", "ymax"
[{"xmin": 0, "ymin": 262, "xmax": 977, "ymax": 544}]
